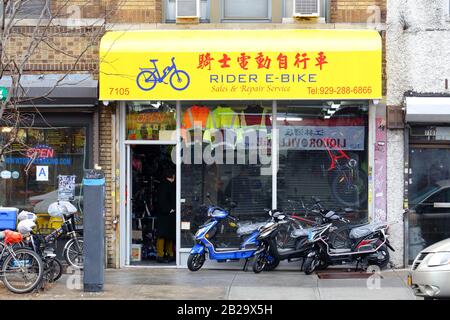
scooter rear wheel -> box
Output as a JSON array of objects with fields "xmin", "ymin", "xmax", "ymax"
[{"xmin": 187, "ymin": 253, "xmax": 205, "ymax": 271}]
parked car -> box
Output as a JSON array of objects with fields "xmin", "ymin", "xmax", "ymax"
[
  {"xmin": 408, "ymin": 238, "xmax": 450, "ymax": 299},
  {"xmin": 409, "ymin": 180, "xmax": 450, "ymax": 257}
]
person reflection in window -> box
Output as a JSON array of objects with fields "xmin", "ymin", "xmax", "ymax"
[
  {"xmin": 215, "ymin": 179, "xmax": 226, "ymax": 207},
  {"xmin": 225, "ymin": 168, "xmax": 251, "ymax": 208},
  {"xmin": 429, "ymin": 160, "xmax": 450, "ymax": 186}
]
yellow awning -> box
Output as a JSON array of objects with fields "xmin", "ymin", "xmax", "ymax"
[{"xmin": 100, "ymin": 29, "xmax": 382, "ymax": 101}]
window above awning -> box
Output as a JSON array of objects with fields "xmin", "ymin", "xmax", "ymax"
[{"xmin": 99, "ymin": 29, "xmax": 382, "ymax": 101}]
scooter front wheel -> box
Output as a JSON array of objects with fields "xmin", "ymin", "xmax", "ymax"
[
  {"xmin": 252, "ymin": 252, "xmax": 267, "ymax": 274},
  {"xmin": 304, "ymin": 254, "xmax": 321, "ymax": 275},
  {"xmin": 187, "ymin": 253, "xmax": 205, "ymax": 271},
  {"xmin": 264, "ymin": 256, "xmax": 280, "ymax": 271}
]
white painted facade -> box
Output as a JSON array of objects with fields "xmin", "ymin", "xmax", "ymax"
[{"xmin": 387, "ymin": 0, "xmax": 450, "ymax": 266}]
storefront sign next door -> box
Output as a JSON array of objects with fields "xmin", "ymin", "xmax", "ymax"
[{"xmin": 100, "ymin": 30, "xmax": 382, "ymax": 101}]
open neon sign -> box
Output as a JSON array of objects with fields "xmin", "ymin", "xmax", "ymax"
[{"xmin": 27, "ymin": 145, "xmax": 55, "ymax": 159}]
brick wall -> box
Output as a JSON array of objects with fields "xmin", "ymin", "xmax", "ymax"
[
  {"xmin": 331, "ymin": 0, "xmax": 386, "ymax": 23},
  {"xmin": 106, "ymin": 0, "xmax": 163, "ymax": 24},
  {"xmin": 51, "ymin": 0, "xmax": 106, "ymax": 19},
  {"xmin": 50, "ymin": 1, "xmax": 163, "ymax": 23},
  {"xmin": 99, "ymin": 105, "xmax": 117, "ymax": 267},
  {"xmin": 4, "ymin": 27, "xmax": 101, "ymax": 73}
]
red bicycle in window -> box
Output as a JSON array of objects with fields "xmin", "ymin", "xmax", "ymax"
[{"xmin": 322, "ymin": 137, "xmax": 368, "ymax": 207}]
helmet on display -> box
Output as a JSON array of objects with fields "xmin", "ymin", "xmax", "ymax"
[
  {"xmin": 48, "ymin": 201, "xmax": 78, "ymax": 217},
  {"xmin": 18, "ymin": 211, "xmax": 37, "ymax": 222},
  {"xmin": 17, "ymin": 219, "xmax": 36, "ymax": 235}
]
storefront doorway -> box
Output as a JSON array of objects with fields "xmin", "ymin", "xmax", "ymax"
[
  {"xmin": 128, "ymin": 144, "xmax": 177, "ymax": 266},
  {"xmin": 408, "ymin": 125, "xmax": 450, "ymax": 264},
  {"xmin": 119, "ymin": 100, "xmax": 372, "ymax": 268}
]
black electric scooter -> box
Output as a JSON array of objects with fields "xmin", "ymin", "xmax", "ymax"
[
  {"xmin": 252, "ymin": 197, "xmax": 355, "ymax": 273},
  {"xmin": 251, "ymin": 208, "xmax": 321, "ymax": 273},
  {"xmin": 303, "ymin": 218, "xmax": 395, "ymax": 274}
]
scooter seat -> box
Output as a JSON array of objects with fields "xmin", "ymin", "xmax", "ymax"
[
  {"xmin": 349, "ymin": 222, "xmax": 387, "ymax": 239},
  {"xmin": 291, "ymin": 228, "xmax": 311, "ymax": 238},
  {"xmin": 237, "ymin": 222, "xmax": 266, "ymax": 236}
]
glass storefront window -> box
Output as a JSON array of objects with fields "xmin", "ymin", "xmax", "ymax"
[
  {"xmin": 0, "ymin": 127, "xmax": 87, "ymax": 220},
  {"xmin": 276, "ymin": 101, "xmax": 369, "ymax": 223},
  {"xmin": 126, "ymin": 101, "xmax": 176, "ymax": 141},
  {"xmin": 180, "ymin": 101, "xmax": 272, "ymax": 248},
  {"xmin": 408, "ymin": 145, "xmax": 450, "ymax": 263}
]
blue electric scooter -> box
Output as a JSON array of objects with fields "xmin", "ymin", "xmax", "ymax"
[{"xmin": 187, "ymin": 196, "xmax": 279, "ymax": 271}]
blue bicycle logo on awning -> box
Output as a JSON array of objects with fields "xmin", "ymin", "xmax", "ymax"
[{"xmin": 136, "ymin": 57, "xmax": 191, "ymax": 91}]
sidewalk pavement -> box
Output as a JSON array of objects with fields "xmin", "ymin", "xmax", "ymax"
[{"xmin": 0, "ymin": 268, "xmax": 419, "ymax": 300}]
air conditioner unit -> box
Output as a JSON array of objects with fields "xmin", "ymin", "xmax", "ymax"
[
  {"xmin": 293, "ymin": 0, "xmax": 320, "ymax": 17},
  {"xmin": 176, "ymin": 0, "xmax": 200, "ymax": 19}
]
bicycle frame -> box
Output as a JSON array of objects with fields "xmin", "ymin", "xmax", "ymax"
[
  {"xmin": 43, "ymin": 214, "xmax": 76, "ymax": 242},
  {"xmin": 0, "ymin": 243, "xmax": 29, "ymax": 276},
  {"xmin": 322, "ymin": 138, "xmax": 350, "ymax": 171},
  {"xmin": 140, "ymin": 58, "xmax": 177, "ymax": 83},
  {"xmin": 322, "ymin": 137, "xmax": 359, "ymax": 190}
]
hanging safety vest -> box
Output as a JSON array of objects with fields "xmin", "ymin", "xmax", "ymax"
[
  {"xmin": 238, "ymin": 108, "xmax": 272, "ymax": 149},
  {"xmin": 203, "ymin": 106, "xmax": 241, "ymax": 149},
  {"xmin": 181, "ymin": 105, "xmax": 210, "ymax": 143}
]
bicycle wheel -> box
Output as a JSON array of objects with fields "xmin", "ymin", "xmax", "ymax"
[
  {"xmin": 64, "ymin": 238, "xmax": 84, "ymax": 269},
  {"xmin": 1, "ymin": 248, "xmax": 44, "ymax": 294},
  {"xmin": 170, "ymin": 70, "xmax": 190, "ymax": 91},
  {"xmin": 46, "ymin": 257, "xmax": 63, "ymax": 282},
  {"xmin": 331, "ymin": 170, "xmax": 367, "ymax": 207},
  {"xmin": 136, "ymin": 70, "xmax": 157, "ymax": 91}
]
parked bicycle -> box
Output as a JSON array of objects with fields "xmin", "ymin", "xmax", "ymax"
[
  {"xmin": 45, "ymin": 201, "xmax": 84, "ymax": 269},
  {"xmin": 136, "ymin": 57, "xmax": 190, "ymax": 91},
  {"xmin": 278, "ymin": 198, "xmax": 353, "ymax": 250},
  {"xmin": 17, "ymin": 215, "xmax": 63, "ymax": 284},
  {"xmin": 0, "ymin": 230, "xmax": 44, "ymax": 294}
]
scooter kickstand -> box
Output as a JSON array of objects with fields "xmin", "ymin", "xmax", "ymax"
[{"xmin": 243, "ymin": 258, "xmax": 249, "ymax": 271}]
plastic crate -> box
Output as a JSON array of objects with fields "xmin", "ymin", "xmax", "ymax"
[
  {"xmin": 36, "ymin": 214, "xmax": 64, "ymax": 235},
  {"xmin": 0, "ymin": 207, "xmax": 18, "ymax": 230}
]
